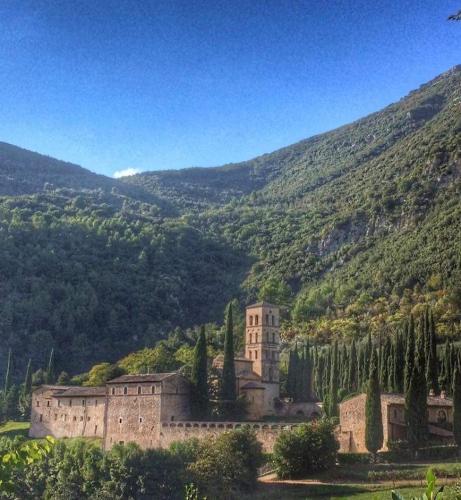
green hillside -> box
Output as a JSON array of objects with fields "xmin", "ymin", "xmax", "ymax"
[{"xmin": 0, "ymin": 65, "xmax": 460, "ymax": 377}]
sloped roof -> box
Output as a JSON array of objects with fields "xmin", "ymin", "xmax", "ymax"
[
  {"xmin": 241, "ymin": 381, "xmax": 265, "ymax": 390},
  {"xmin": 341, "ymin": 392, "xmax": 453, "ymax": 407},
  {"xmin": 106, "ymin": 373, "xmax": 177, "ymax": 384},
  {"xmin": 55, "ymin": 386, "xmax": 106, "ymax": 397},
  {"xmin": 246, "ymin": 301, "xmax": 279, "ymax": 309}
]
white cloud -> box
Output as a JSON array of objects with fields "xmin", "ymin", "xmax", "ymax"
[{"xmin": 113, "ymin": 168, "xmax": 142, "ymax": 179}]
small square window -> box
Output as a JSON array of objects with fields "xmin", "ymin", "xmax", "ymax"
[
  {"xmin": 119, "ymin": 417, "xmax": 123, "ymax": 424},
  {"xmin": 139, "ymin": 417, "xmax": 143, "ymax": 423}
]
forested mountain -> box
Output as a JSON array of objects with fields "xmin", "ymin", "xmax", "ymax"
[{"xmin": 0, "ymin": 65, "xmax": 460, "ymax": 378}]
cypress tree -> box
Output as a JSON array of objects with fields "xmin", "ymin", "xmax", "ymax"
[
  {"xmin": 221, "ymin": 303, "xmax": 236, "ymax": 401},
  {"xmin": 446, "ymin": 341, "xmax": 454, "ymax": 395},
  {"xmin": 23, "ymin": 359, "xmax": 32, "ymax": 396},
  {"xmin": 406, "ymin": 326, "xmax": 428, "ymax": 454},
  {"xmin": 46, "ymin": 348, "xmax": 55, "ymax": 385},
  {"xmin": 323, "ymin": 348, "xmax": 331, "ymax": 402},
  {"xmin": 3, "ymin": 349, "xmax": 12, "ymax": 397},
  {"xmin": 365, "ymin": 348, "xmax": 383, "ymax": 458},
  {"xmin": 347, "ymin": 339, "xmax": 357, "ymax": 393},
  {"xmin": 358, "ymin": 344, "xmax": 366, "ymax": 389},
  {"xmin": 387, "ymin": 348, "xmax": 394, "ymax": 393},
  {"xmin": 328, "ymin": 341, "xmax": 339, "ymax": 417},
  {"xmin": 453, "ymin": 367, "xmax": 461, "ymax": 449},
  {"xmin": 425, "ymin": 309, "xmax": 439, "ymax": 394},
  {"xmin": 191, "ymin": 326, "xmax": 209, "ymax": 418},
  {"xmin": 404, "ymin": 315, "xmax": 415, "ymax": 394},
  {"xmin": 286, "ymin": 345, "xmax": 298, "ymax": 400},
  {"xmin": 394, "ymin": 331, "xmax": 405, "ymax": 393},
  {"xmin": 439, "ymin": 340, "xmax": 449, "ymax": 392}
]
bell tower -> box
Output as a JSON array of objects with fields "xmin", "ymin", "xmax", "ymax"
[{"xmin": 245, "ymin": 302, "xmax": 280, "ymax": 385}]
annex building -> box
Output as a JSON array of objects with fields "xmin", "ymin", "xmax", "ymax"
[
  {"xmin": 338, "ymin": 392, "xmax": 454, "ymax": 453},
  {"xmin": 30, "ymin": 302, "xmax": 320, "ymax": 451}
]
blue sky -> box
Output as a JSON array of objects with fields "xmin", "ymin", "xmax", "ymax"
[{"xmin": 0, "ymin": 0, "xmax": 459, "ymax": 177}]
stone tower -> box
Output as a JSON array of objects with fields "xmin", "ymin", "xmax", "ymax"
[{"xmin": 245, "ymin": 302, "xmax": 280, "ymax": 385}]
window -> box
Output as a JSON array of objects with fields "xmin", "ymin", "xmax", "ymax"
[
  {"xmin": 255, "ymin": 333, "xmax": 258, "ymax": 343},
  {"xmin": 249, "ymin": 350, "xmax": 252, "ymax": 360},
  {"xmin": 249, "ymin": 333, "xmax": 252, "ymax": 343},
  {"xmin": 151, "ymin": 386, "xmax": 155, "ymax": 394},
  {"xmin": 437, "ymin": 410, "xmax": 447, "ymax": 424},
  {"xmin": 249, "ymin": 315, "xmax": 253, "ymax": 326},
  {"xmin": 87, "ymin": 416, "xmax": 90, "ymax": 421},
  {"xmin": 95, "ymin": 400, "xmax": 98, "ymax": 407},
  {"xmin": 266, "ymin": 314, "xmax": 269, "ymax": 325},
  {"xmin": 255, "ymin": 315, "xmax": 259, "ymax": 325},
  {"xmin": 39, "ymin": 414, "xmax": 43, "ymax": 422},
  {"xmin": 82, "ymin": 399, "xmax": 86, "ymax": 406},
  {"xmin": 171, "ymin": 416, "xmax": 175, "ymax": 421},
  {"xmin": 36, "ymin": 401, "xmax": 40, "ymax": 407},
  {"xmin": 272, "ymin": 332, "xmax": 275, "ymax": 343},
  {"xmin": 69, "ymin": 400, "xmax": 72, "ymax": 407},
  {"xmin": 94, "ymin": 425, "xmax": 98, "ymax": 434},
  {"xmin": 47, "ymin": 401, "xmax": 50, "ymax": 407},
  {"xmin": 57, "ymin": 400, "xmax": 61, "ymax": 407},
  {"xmin": 123, "ymin": 386, "xmax": 128, "ymax": 395},
  {"xmin": 139, "ymin": 417, "xmax": 143, "ymax": 423},
  {"xmin": 111, "ymin": 388, "xmax": 115, "ymax": 395},
  {"xmin": 255, "ymin": 350, "xmax": 258, "ymax": 360},
  {"xmin": 73, "ymin": 416, "xmax": 77, "ymax": 422},
  {"xmin": 119, "ymin": 418, "xmax": 123, "ymax": 424},
  {"xmin": 272, "ymin": 315, "xmax": 275, "ymax": 326},
  {"xmin": 137, "ymin": 386, "xmax": 142, "ymax": 395}
]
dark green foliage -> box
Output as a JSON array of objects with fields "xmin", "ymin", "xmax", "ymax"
[
  {"xmin": 328, "ymin": 341, "xmax": 339, "ymax": 417},
  {"xmin": 365, "ymin": 349, "xmax": 383, "ymax": 455},
  {"xmin": 272, "ymin": 420, "xmax": 338, "ymax": 479},
  {"xmin": 188, "ymin": 428, "xmax": 263, "ymax": 497},
  {"xmin": 3, "ymin": 349, "xmax": 11, "ymax": 397},
  {"xmin": 453, "ymin": 367, "xmax": 461, "ymax": 447},
  {"xmin": 347, "ymin": 339, "xmax": 357, "ymax": 393},
  {"xmin": 404, "ymin": 316, "xmax": 415, "ymax": 394},
  {"xmin": 221, "ymin": 303, "xmax": 236, "ymax": 402},
  {"xmin": 393, "ymin": 332, "xmax": 405, "ymax": 394},
  {"xmin": 425, "ymin": 309, "xmax": 439, "ymax": 394},
  {"xmin": 191, "ymin": 326, "xmax": 209, "ymax": 418},
  {"xmin": 406, "ymin": 324, "xmax": 428, "ymax": 452},
  {"xmin": 46, "ymin": 348, "xmax": 55, "ymax": 385}
]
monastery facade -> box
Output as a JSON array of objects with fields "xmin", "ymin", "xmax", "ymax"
[{"xmin": 30, "ymin": 302, "xmax": 321, "ymax": 451}]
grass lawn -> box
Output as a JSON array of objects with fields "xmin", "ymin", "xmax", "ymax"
[
  {"xmin": 0, "ymin": 421, "xmax": 30, "ymax": 439},
  {"xmin": 255, "ymin": 461, "xmax": 461, "ymax": 499}
]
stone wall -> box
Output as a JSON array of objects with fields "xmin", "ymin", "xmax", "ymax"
[
  {"xmin": 30, "ymin": 387, "xmax": 105, "ymax": 439},
  {"xmin": 156, "ymin": 421, "xmax": 299, "ymax": 453}
]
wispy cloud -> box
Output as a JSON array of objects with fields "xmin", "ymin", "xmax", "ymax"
[{"xmin": 113, "ymin": 168, "xmax": 142, "ymax": 179}]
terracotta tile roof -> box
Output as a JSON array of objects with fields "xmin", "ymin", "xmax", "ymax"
[
  {"xmin": 246, "ymin": 301, "xmax": 279, "ymax": 309},
  {"xmin": 240, "ymin": 382, "xmax": 266, "ymax": 390},
  {"xmin": 342, "ymin": 392, "xmax": 453, "ymax": 407},
  {"xmin": 55, "ymin": 386, "xmax": 106, "ymax": 397},
  {"xmin": 106, "ymin": 373, "xmax": 177, "ymax": 384}
]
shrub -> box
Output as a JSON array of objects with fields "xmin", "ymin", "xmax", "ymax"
[
  {"xmin": 272, "ymin": 419, "xmax": 338, "ymax": 479},
  {"xmin": 188, "ymin": 428, "xmax": 263, "ymax": 497}
]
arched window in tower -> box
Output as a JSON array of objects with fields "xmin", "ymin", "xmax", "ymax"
[
  {"xmin": 272, "ymin": 332, "xmax": 275, "ymax": 343},
  {"xmin": 250, "ymin": 333, "xmax": 252, "ymax": 344},
  {"xmin": 255, "ymin": 315, "xmax": 259, "ymax": 325},
  {"xmin": 249, "ymin": 315, "xmax": 253, "ymax": 326},
  {"xmin": 123, "ymin": 386, "xmax": 128, "ymax": 395},
  {"xmin": 272, "ymin": 315, "xmax": 275, "ymax": 326},
  {"xmin": 265, "ymin": 314, "xmax": 269, "ymax": 325},
  {"xmin": 255, "ymin": 333, "xmax": 258, "ymax": 343},
  {"xmin": 255, "ymin": 350, "xmax": 258, "ymax": 360}
]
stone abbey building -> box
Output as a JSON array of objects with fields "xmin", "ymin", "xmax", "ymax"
[{"xmin": 30, "ymin": 302, "xmax": 320, "ymax": 451}]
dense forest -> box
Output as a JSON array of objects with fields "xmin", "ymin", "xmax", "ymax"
[{"xmin": 0, "ymin": 66, "xmax": 460, "ymax": 379}]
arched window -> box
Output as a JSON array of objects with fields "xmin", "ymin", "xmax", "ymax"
[
  {"xmin": 249, "ymin": 350, "xmax": 252, "ymax": 359},
  {"xmin": 111, "ymin": 388, "xmax": 115, "ymax": 395},
  {"xmin": 137, "ymin": 386, "xmax": 142, "ymax": 395},
  {"xmin": 255, "ymin": 333, "xmax": 258, "ymax": 343},
  {"xmin": 255, "ymin": 350, "xmax": 258, "ymax": 360},
  {"xmin": 266, "ymin": 314, "xmax": 269, "ymax": 325},
  {"xmin": 272, "ymin": 315, "xmax": 275, "ymax": 326},
  {"xmin": 272, "ymin": 332, "xmax": 275, "ymax": 343},
  {"xmin": 249, "ymin": 315, "xmax": 253, "ymax": 326},
  {"xmin": 250, "ymin": 333, "xmax": 252, "ymax": 343},
  {"xmin": 123, "ymin": 386, "xmax": 128, "ymax": 395},
  {"xmin": 255, "ymin": 315, "xmax": 259, "ymax": 326},
  {"xmin": 151, "ymin": 386, "xmax": 155, "ymax": 394}
]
